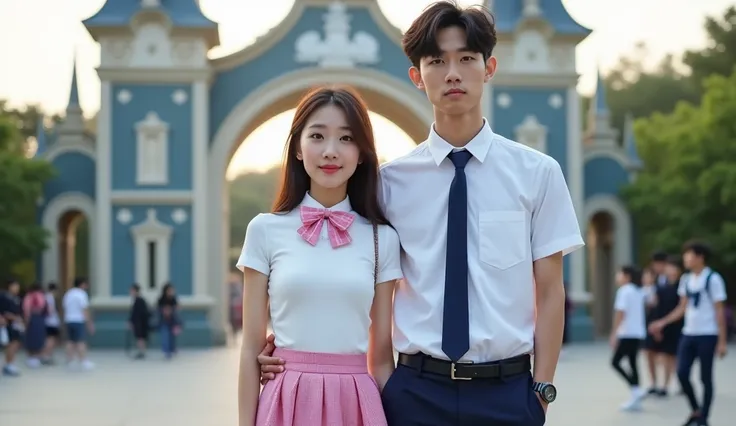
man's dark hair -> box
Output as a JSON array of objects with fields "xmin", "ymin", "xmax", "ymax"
[
  {"xmin": 402, "ymin": 1, "xmax": 497, "ymax": 68},
  {"xmin": 47, "ymin": 282, "xmax": 57, "ymax": 291},
  {"xmin": 621, "ymin": 265, "xmax": 643, "ymax": 287},
  {"xmin": 682, "ymin": 239, "xmax": 712, "ymax": 263},
  {"xmin": 131, "ymin": 283, "xmax": 140, "ymax": 293},
  {"xmin": 651, "ymin": 250, "xmax": 668, "ymax": 262},
  {"xmin": 73, "ymin": 277, "xmax": 87, "ymax": 288},
  {"xmin": 666, "ymin": 255, "xmax": 684, "ymax": 270}
]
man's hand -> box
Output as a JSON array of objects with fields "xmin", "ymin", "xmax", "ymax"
[
  {"xmin": 717, "ymin": 339, "xmax": 728, "ymax": 359},
  {"xmin": 535, "ymin": 393, "xmax": 548, "ymax": 413},
  {"xmin": 648, "ymin": 320, "xmax": 665, "ymax": 335},
  {"xmin": 257, "ymin": 334, "xmax": 284, "ymax": 385}
]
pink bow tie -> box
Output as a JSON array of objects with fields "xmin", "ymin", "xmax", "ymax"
[{"xmin": 297, "ymin": 206, "xmax": 355, "ymax": 248}]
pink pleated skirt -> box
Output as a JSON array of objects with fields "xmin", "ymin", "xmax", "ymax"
[{"xmin": 256, "ymin": 348, "xmax": 387, "ymax": 426}]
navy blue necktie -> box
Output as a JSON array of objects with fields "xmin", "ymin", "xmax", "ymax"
[{"xmin": 442, "ymin": 150, "xmax": 472, "ymax": 362}]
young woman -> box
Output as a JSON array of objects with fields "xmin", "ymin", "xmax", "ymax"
[
  {"xmin": 22, "ymin": 282, "xmax": 48, "ymax": 368},
  {"xmin": 237, "ymin": 86, "xmax": 401, "ymax": 426},
  {"xmin": 610, "ymin": 265, "xmax": 648, "ymax": 411}
]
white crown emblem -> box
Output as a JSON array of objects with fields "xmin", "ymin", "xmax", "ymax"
[{"xmin": 295, "ymin": 2, "xmax": 380, "ymax": 68}]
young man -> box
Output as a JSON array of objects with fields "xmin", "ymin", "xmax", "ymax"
[
  {"xmin": 62, "ymin": 277, "xmax": 95, "ymax": 370},
  {"xmin": 649, "ymin": 241, "xmax": 728, "ymax": 426},
  {"xmin": 256, "ymin": 2, "xmax": 583, "ymax": 424}
]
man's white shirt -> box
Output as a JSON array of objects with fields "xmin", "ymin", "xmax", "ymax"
[{"xmin": 379, "ymin": 120, "xmax": 584, "ymax": 363}]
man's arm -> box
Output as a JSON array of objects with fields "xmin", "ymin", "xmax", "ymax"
[{"xmin": 532, "ymin": 251, "xmax": 565, "ymax": 388}]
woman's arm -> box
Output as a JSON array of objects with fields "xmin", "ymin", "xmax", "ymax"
[
  {"xmin": 239, "ymin": 268, "xmax": 270, "ymax": 426},
  {"xmin": 367, "ymin": 280, "xmax": 396, "ymax": 391}
]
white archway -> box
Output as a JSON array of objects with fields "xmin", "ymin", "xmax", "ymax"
[
  {"xmin": 583, "ymin": 194, "xmax": 633, "ymax": 334},
  {"xmin": 205, "ymin": 67, "xmax": 433, "ymax": 334},
  {"xmin": 583, "ymin": 194, "xmax": 633, "ymax": 269},
  {"xmin": 42, "ymin": 192, "xmax": 96, "ymax": 293}
]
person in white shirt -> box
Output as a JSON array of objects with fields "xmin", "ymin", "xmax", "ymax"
[
  {"xmin": 609, "ymin": 265, "xmax": 648, "ymax": 411},
  {"xmin": 62, "ymin": 278, "xmax": 95, "ymax": 370},
  {"xmin": 237, "ymin": 86, "xmax": 402, "ymax": 426},
  {"xmin": 258, "ymin": 3, "xmax": 583, "ymax": 425},
  {"xmin": 649, "ymin": 241, "xmax": 728, "ymax": 426}
]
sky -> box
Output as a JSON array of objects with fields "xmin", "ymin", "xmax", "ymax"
[{"xmin": 0, "ymin": 0, "xmax": 730, "ymax": 177}]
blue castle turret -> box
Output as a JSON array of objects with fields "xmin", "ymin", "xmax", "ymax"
[{"xmin": 34, "ymin": 115, "xmax": 47, "ymax": 157}]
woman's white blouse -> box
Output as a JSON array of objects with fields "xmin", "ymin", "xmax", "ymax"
[{"xmin": 236, "ymin": 194, "xmax": 403, "ymax": 354}]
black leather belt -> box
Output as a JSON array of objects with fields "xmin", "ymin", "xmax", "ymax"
[{"xmin": 397, "ymin": 353, "xmax": 531, "ymax": 380}]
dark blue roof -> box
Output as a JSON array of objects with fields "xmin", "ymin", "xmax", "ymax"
[
  {"xmin": 83, "ymin": 0, "xmax": 216, "ymax": 29},
  {"xmin": 494, "ymin": 0, "xmax": 591, "ymax": 36}
]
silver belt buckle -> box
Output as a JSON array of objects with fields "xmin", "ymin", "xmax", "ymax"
[{"xmin": 450, "ymin": 362, "xmax": 473, "ymax": 380}]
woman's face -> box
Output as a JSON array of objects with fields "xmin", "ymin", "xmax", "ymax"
[{"xmin": 298, "ymin": 104, "xmax": 361, "ymax": 195}]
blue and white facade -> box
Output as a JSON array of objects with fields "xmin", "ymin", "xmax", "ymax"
[{"xmin": 35, "ymin": 0, "xmax": 643, "ymax": 346}]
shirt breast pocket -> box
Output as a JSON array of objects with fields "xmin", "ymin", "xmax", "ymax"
[{"xmin": 478, "ymin": 210, "xmax": 528, "ymax": 270}]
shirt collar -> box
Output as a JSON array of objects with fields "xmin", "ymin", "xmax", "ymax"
[
  {"xmin": 300, "ymin": 192, "xmax": 352, "ymax": 212},
  {"xmin": 427, "ymin": 118, "xmax": 495, "ymax": 166}
]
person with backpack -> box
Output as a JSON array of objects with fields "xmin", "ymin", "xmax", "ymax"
[{"xmin": 649, "ymin": 241, "xmax": 728, "ymax": 426}]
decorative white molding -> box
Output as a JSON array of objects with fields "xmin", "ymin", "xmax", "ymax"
[
  {"xmin": 583, "ymin": 147, "xmax": 629, "ymax": 172},
  {"xmin": 116, "ymin": 208, "xmax": 133, "ymax": 225},
  {"xmin": 172, "ymin": 89, "xmax": 188, "ymax": 105},
  {"xmin": 207, "ymin": 67, "xmax": 432, "ymax": 343},
  {"xmin": 111, "ymin": 190, "xmax": 192, "ymax": 204},
  {"xmin": 192, "ymin": 81, "xmax": 208, "ymax": 300},
  {"xmin": 117, "ymin": 89, "xmax": 132, "ymax": 104},
  {"xmin": 522, "ymin": 0, "xmax": 542, "ymax": 17},
  {"xmin": 130, "ymin": 209, "xmax": 173, "ymax": 302},
  {"xmin": 212, "ymin": 0, "xmax": 403, "ymax": 72},
  {"xmin": 295, "ymin": 1, "xmax": 379, "ymax": 68},
  {"xmin": 171, "ymin": 208, "xmax": 188, "ymax": 224},
  {"xmin": 42, "ymin": 192, "xmax": 97, "ymax": 295},
  {"xmin": 141, "ymin": 0, "xmax": 160, "ymax": 8},
  {"xmin": 135, "ymin": 111, "xmax": 169, "ymax": 185},
  {"xmin": 98, "ymin": 32, "xmax": 209, "ymax": 70},
  {"xmin": 497, "ymin": 93, "xmax": 512, "ymax": 108},
  {"xmin": 43, "ymin": 141, "xmax": 95, "ymax": 163},
  {"xmin": 96, "ymin": 81, "xmax": 112, "ymax": 298},
  {"xmin": 514, "ymin": 115, "xmax": 548, "ymax": 152},
  {"xmin": 511, "ymin": 30, "xmax": 551, "ymax": 73},
  {"xmin": 566, "ymin": 85, "xmax": 586, "ymax": 304},
  {"xmin": 548, "ymin": 93, "xmax": 563, "ymax": 109}
]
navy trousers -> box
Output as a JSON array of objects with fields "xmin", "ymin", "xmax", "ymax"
[
  {"xmin": 381, "ymin": 364, "xmax": 546, "ymax": 426},
  {"xmin": 677, "ymin": 335, "xmax": 718, "ymax": 421}
]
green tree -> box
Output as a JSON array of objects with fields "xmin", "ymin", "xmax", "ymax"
[
  {"xmin": 622, "ymin": 69, "xmax": 736, "ymax": 292},
  {"xmin": 605, "ymin": 44, "xmax": 700, "ymax": 139},
  {"xmin": 0, "ymin": 115, "xmax": 56, "ymax": 278},
  {"xmin": 684, "ymin": 6, "xmax": 736, "ymax": 87}
]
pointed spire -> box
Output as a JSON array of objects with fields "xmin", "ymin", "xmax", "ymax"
[
  {"xmin": 68, "ymin": 52, "xmax": 80, "ymax": 108},
  {"xmin": 34, "ymin": 115, "xmax": 47, "ymax": 157},
  {"xmin": 624, "ymin": 112, "xmax": 643, "ymax": 170},
  {"xmin": 57, "ymin": 50, "xmax": 85, "ymax": 139},
  {"xmin": 584, "ymin": 65, "xmax": 619, "ymax": 146},
  {"xmin": 594, "ymin": 70, "xmax": 608, "ymax": 116}
]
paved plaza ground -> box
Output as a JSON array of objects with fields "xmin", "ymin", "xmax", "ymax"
[{"xmin": 1, "ymin": 342, "xmax": 734, "ymax": 426}]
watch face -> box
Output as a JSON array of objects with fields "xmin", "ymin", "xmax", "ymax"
[{"xmin": 542, "ymin": 385, "xmax": 557, "ymax": 402}]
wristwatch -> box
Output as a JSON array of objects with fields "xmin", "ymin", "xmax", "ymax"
[{"xmin": 532, "ymin": 382, "xmax": 557, "ymax": 403}]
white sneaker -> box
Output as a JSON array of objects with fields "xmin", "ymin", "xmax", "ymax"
[
  {"xmin": 620, "ymin": 387, "xmax": 646, "ymax": 411},
  {"xmin": 79, "ymin": 360, "xmax": 95, "ymax": 370},
  {"xmin": 26, "ymin": 358, "xmax": 42, "ymax": 368}
]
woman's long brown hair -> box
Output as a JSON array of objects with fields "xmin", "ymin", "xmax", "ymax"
[{"xmin": 271, "ymin": 86, "xmax": 389, "ymax": 225}]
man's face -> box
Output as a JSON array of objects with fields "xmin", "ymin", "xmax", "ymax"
[
  {"xmin": 651, "ymin": 261, "xmax": 665, "ymax": 275},
  {"xmin": 8, "ymin": 282, "xmax": 19, "ymax": 295},
  {"xmin": 409, "ymin": 26, "xmax": 496, "ymax": 116}
]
